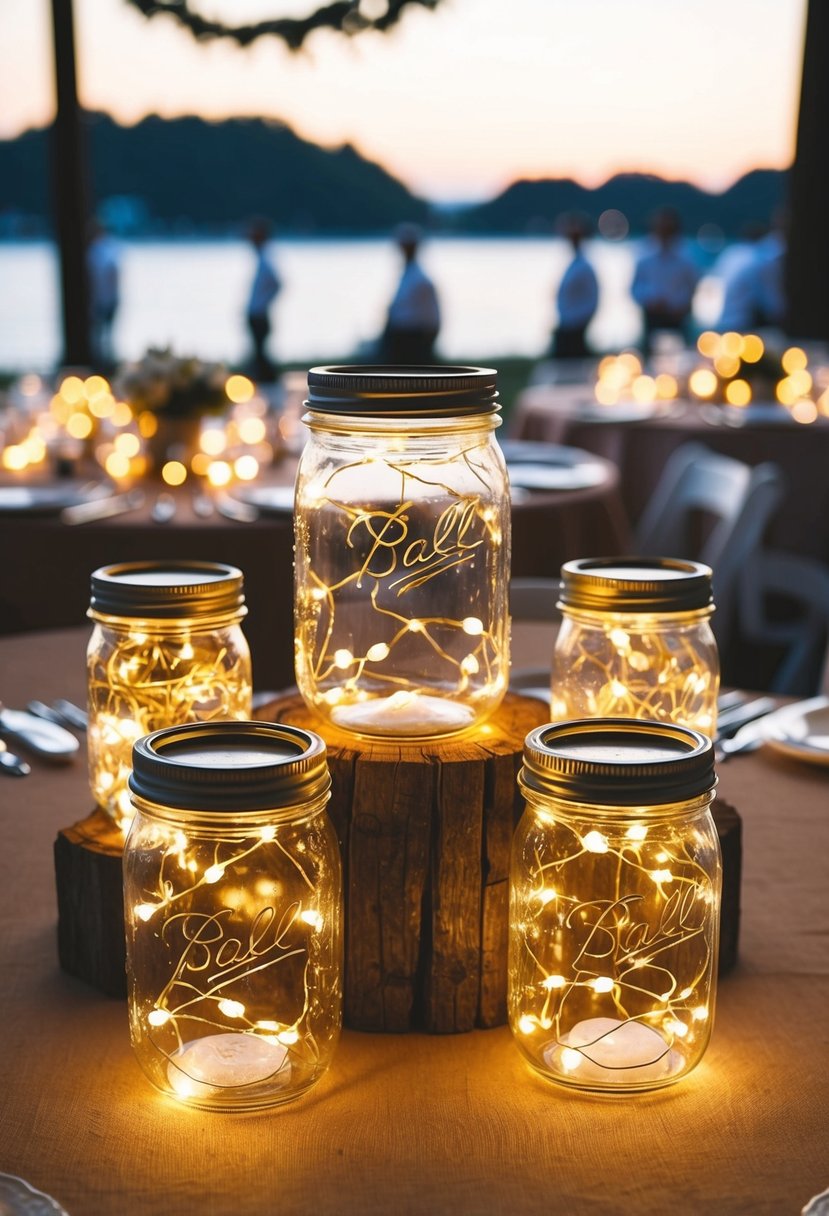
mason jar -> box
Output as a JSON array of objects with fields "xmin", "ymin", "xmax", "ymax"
[
  {"xmin": 509, "ymin": 718, "xmax": 721, "ymax": 1093},
  {"xmin": 551, "ymin": 557, "xmax": 719, "ymax": 737},
  {"xmin": 294, "ymin": 365, "xmax": 510, "ymax": 740},
  {"xmin": 87, "ymin": 561, "xmax": 252, "ymax": 832},
  {"xmin": 124, "ymin": 720, "xmax": 342, "ymax": 1111}
]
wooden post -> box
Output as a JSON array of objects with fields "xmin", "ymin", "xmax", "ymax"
[{"xmin": 50, "ymin": 0, "xmax": 92, "ymax": 367}]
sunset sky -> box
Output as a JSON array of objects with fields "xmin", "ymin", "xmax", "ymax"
[{"xmin": 1, "ymin": 0, "xmax": 807, "ymax": 203}]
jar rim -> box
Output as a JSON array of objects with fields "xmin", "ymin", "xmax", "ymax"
[
  {"xmin": 129, "ymin": 720, "xmax": 331, "ymax": 813},
  {"xmin": 559, "ymin": 557, "xmax": 713, "ymax": 613},
  {"xmin": 90, "ymin": 560, "xmax": 246, "ymax": 620},
  {"xmin": 520, "ymin": 717, "xmax": 716, "ymax": 805},
  {"xmin": 305, "ymin": 364, "xmax": 500, "ymax": 418}
]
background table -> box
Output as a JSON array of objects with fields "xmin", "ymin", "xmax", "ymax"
[
  {"xmin": 510, "ymin": 392, "xmax": 829, "ymax": 563},
  {"xmin": 0, "ymin": 453, "xmax": 629, "ymax": 689},
  {"xmin": 0, "ymin": 627, "xmax": 827, "ymax": 1216}
]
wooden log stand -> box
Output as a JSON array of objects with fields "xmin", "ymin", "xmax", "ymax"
[{"xmin": 54, "ymin": 696, "xmax": 742, "ymax": 1032}]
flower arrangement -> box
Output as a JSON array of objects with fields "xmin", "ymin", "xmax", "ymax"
[{"xmin": 115, "ymin": 348, "xmax": 229, "ymax": 418}]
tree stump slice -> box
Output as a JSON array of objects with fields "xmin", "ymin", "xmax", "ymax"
[
  {"xmin": 54, "ymin": 808, "xmax": 126, "ymax": 998},
  {"xmin": 257, "ymin": 692, "xmax": 549, "ymax": 1034},
  {"xmin": 713, "ymin": 796, "xmax": 741, "ymax": 976}
]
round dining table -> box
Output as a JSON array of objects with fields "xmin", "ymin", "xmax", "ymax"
[
  {"xmin": 508, "ymin": 388, "xmax": 829, "ymax": 565},
  {"xmin": 0, "ymin": 625, "xmax": 827, "ymax": 1216}
]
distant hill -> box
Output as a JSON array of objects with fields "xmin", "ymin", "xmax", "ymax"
[
  {"xmin": 0, "ymin": 111, "xmax": 789, "ymax": 238},
  {"xmin": 0, "ymin": 112, "xmax": 430, "ymax": 234},
  {"xmin": 456, "ymin": 169, "xmax": 790, "ymax": 238}
]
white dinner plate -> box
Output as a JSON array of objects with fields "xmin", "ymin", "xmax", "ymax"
[
  {"xmin": 0, "ymin": 482, "xmax": 105, "ymax": 516},
  {"xmin": 500, "ymin": 440, "xmax": 609, "ymax": 492},
  {"xmin": 0, "ymin": 1174, "xmax": 69, "ymax": 1215},
  {"xmin": 230, "ymin": 485, "xmax": 295, "ymax": 515},
  {"xmin": 764, "ymin": 697, "xmax": 829, "ymax": 766},
  {"xmin": 574, "ymin": 402, "xmax": 661, "ymax": 423},
  {"xmin": 507, "ymin": 460, "xmax": 608, "ymax": 491}
]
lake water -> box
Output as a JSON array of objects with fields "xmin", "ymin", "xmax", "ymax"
[{"xmin": 0, "ymin": 236, "xmax": 725, "ymax": 372}]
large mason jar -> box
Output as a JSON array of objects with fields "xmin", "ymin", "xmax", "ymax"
[
  {"xmin": 551, "ymin": 557, "xmax": 719, "ymax": 737},
  {"xmin": 509, "ymin": 718, "xmax": 721, "ymax": 1094},
  {"xmin": 87, "ymin": 560, "xmax": 252, "ymax": 832},
  {"xmin": 124, "ymin": 720, "xmax": 342, "ymax": 1111},
  {"xmin": 294, "ymin": 366, "xmax": 510, "ymax": 740}
]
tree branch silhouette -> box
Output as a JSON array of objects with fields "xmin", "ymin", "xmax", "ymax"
[{"xmin": 122, "ymin": 0, "xmax": 442, "ymax": 50}]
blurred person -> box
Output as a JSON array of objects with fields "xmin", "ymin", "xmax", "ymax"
[
  {"xmin": 549, "ymin": 212, "xmax": 598, "ymax": 359},
  {"xmin": 714, "ymin": 222, "xmax": 768, "ymax": 332},
  {"xmin": 631, "ymin": 207, "xmax": 700, "ymax": 354},
  {"xmin": 717, "ymin": 219, "xmax": 786, "ymax": 331},
  {"xmin": 86, "ymin": 219, "xmax": 121, "ymax": 369},
  {"xmin": 245, "ymin": 217, "xmax": 281, "ymax": 382},
  {"xmin": 379, "ymin": 223, "xmax": 441, "ymax": 364}
]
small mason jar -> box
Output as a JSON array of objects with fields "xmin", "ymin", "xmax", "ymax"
[
  {"xmin": 509, "ymin": 718, "xmax": 721, "ymax": 1094},
  {"xmin": 87, "ymin": 561, "xmax": 252, "ymax": 832},
  {"xmin": 294, "ymin": 365, "xmax": 511, "ymax": 740},
  {"xmin": 551, "ymin": 557, "xmax": 719, "ymax": 737},
  {"xmin": 124, "ymin": 720, "xmax": 342, "ymax": 1111}
]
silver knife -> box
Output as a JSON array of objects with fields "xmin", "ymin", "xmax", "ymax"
[
  {"xmin": 60, "ymin": 488, "xmax": 145, "ymax": 525},
  {"xmin": 715, "ymin": 696, "xmax": 777, "ymax": 739},
  {"xmin": 716, "ymin": 695, "xmax": 829, "ymax": 761},
  {"xmin": 0, "ymin": 705, "xmax": 80, "ymax": 762}
]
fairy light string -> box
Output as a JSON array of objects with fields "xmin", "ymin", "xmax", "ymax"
[
  {"xmin": 131, "ymin": 819, "xmax": 332, "ymax": 1095},
  {"xmin": 553, "ymin": 615, "xmax": 717, "ymax": 736},
  {"xmin": 512, "ymin": 808, "xmax": 715, "ymax": 1079},
  {"xmin": 88, "ymin": 624, "xmax": 251, "ymax": 832},
  {"xmin": 295, "ymin": 439, "xmax": 507, "ymax": 725}
]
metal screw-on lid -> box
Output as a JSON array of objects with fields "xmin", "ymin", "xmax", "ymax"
[
  {"xmin": 559, "ymin": 557, "xmax": 714, "ymax": 614},
  {"xmin": 305, "ymin": 365, "xmax": 499, "ymax": 417},
  {"xmin": 520, "ymin": 718, "xmax": 715, "ymax": 807},
  {"xmin": 89, "ymin": 560, "xmax": 246, "ymax": 620},
  {"xmin": 130, "ymin": 721, "xmax": 330, "ymax": 813}
]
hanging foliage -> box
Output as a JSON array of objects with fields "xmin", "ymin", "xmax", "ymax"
[{"xmin": 122, "ymin": 0, "xmax": 443, "ymax": 50}]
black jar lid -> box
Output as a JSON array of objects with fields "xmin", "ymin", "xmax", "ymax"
[
  {"xmin": 520, "ymin": 718, "xmax": 715, "ymax": 807},
  {"xmin": 130, "ymin": 721, "xmax": 330, "ymax": 813},
  {"xmin": 305, "ymin": 365, "xmax": 499, "ymax": 417},
  {"xmin": 89, "ymin": 560, "xmax": 246, "ymax": 620},
  {"xmin": 558, "ymin": 557, "xmax": 713, "ymax": 614}
]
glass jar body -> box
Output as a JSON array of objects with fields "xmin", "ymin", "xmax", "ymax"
[
  {"xmin": 124, "ymin": 794, "xmax": 342, "ymax": 1111},
  {"xmin": 88, "ymin": 615, "xmax": 252, "ymax": 829},
  {"xmin": 551, "ymin": 606, "xmax": 719, "ymax": 737},
  {"xmin": 508, "ymin": 788, "xmax": 721, "ymax": 1093},
  {"xmin": 294, "ymin": 412, "xmax": 510, "ymax": 739}
]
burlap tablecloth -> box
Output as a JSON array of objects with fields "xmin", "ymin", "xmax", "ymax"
[{"xmin": 0, "ymin": 629, "xmax": 827, "ymax": 1216}]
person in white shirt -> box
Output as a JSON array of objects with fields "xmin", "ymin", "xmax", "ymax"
[
  {"xmin": 631, "ymin": 207, "xmax": 700, "ymax": 354},
  {"xmin": 86, "ymin": 220, "xmax": 121, "ymax": 368},
  {"xmin": 246, "ymin": 218, "xmax": 281, "ymax": 382},
  {"xmin": 716, "ymin": 222, "xmax": 786, "ymax": 333},
  {"xmin": 550, "ymin": 213, "xmax": 598, "ymax": 359},
  {"xmin": 380, "ymin": 223, "xmax": 441, "ymax": 364}
]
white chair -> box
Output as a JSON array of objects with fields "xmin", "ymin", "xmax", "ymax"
[
  {"xmin": 633, "ymin": 442, "xmax": 785, "ymax": 646},
  {"xmin": 738, "ymin": 549, "xmax": 829, "ymax": 695}
]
